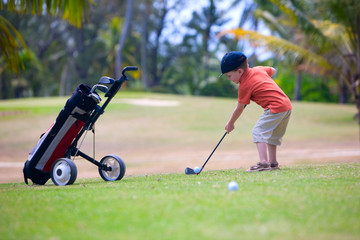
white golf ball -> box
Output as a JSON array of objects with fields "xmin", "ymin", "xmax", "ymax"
[
  {"xmin": 228, "ymin": 181, "xmax": 239, "ymax": 191},
  {"xmin": 194, "ymin": 167, "xmax": 201, "ymax": 174}
]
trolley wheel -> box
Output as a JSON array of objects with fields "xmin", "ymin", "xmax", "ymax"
[
  {"xmin": 50, "ymin": 158, "xmax": 77, "ymax": 186},
  {"xmin": 98, "ymin": 155, "xmax": 126, "ymax": 181}
]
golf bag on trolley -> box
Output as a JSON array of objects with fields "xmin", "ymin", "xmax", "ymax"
[
  {"xmin": 23, "ymin": 65, "xmax": 138, "ymax": 186},
  {"xmin": 23, "ymin": 84, "xmax": 98, "ymax": 185}
]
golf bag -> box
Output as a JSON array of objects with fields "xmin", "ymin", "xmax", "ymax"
[{"xmin": 23, "ymin": 84, "xmax": 98, "ymax": 185}]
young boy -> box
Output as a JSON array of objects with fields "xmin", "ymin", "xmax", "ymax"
[{"xmin": 220, "ymin": 51, "xmax": 292, "ymax": 172}]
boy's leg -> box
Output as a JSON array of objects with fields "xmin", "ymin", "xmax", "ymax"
[
  {"xmin": 268, "ymin": 143, "xmax": 280, "ymax": 169},
  {"xmin": 255, "ymin": 142, "xmax": 278, "ymax": 164},
  {"xmin": 250, "ymin": 109, "xmax": 291, "ymax": 172},
  {"xmin": 267, "ymin": 144, "xmax": 277, "ymax": 164},
  {"xmin": 256, "ymin": 142, "xmax": 269, "ymax": 164},
  {"xmin": 246, "ymin": 142, "xmax": 271, "ymax": 172}
]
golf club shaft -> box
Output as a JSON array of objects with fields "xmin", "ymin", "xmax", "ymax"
[{"xmin": 199, "ymin": 132, "xmax": 227, "ymax": 173}]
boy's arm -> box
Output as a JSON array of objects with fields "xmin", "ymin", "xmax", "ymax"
[{"xmin": 225, "ymin": 102, "xmax": 246, "ymax": 133}]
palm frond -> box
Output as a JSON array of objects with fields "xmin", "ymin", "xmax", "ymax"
[
  {"xmin": 254, "ymin": 9, "xmax": 288, "ymax": 38},
  {"xmin": 4, "ymin": 0, "xmax": 93, "ymax": 28},
  {"xmin": 0, "ymin": 0, "xmax": 93, "ymax": 73},
  {"xmin": 0, "ymin": 15, "xmax": 30, "ymax": 73},
  {"xmin": 269, "ymin": 0, "xmax": 327, "ymax": 45},
  {"xmin": 218, "ymin": 28, "xmax": 333, "ymax": 72},
  {"xmin": 311, "ymin": 20, "xmax": 352, "ymax": 53}
]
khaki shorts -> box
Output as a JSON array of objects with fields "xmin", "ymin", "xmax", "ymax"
[{"xmin": 252, "ymin": 109, "xmax": 291, "ymax": 146}]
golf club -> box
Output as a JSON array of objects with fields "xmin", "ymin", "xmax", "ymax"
[{"xmin": 185, "ymin": 131, "xmax": 227, "ymax": 175}]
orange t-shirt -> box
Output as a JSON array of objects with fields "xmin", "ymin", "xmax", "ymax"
[{"xmin": 238, "ymin": 66, "xmax": 292, "ymax": 113}]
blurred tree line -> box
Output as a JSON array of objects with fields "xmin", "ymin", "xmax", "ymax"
[{"xmin": 0, "ymin": 0, "xmax": 358, "ymax": 110}]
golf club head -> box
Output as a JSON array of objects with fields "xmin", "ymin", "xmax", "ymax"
[
  {"xmin": 99, "ymin": 76, "xmax": 115, "ymax": 85},
  {"xmin": 88, "ymin": 93, "xmax": 101, "ymax": 104},
  {"xmin": 96, "ymin": 84, "xmax": 109, "ymax": 93},
  {"xmin": 185, "ymin": 167, "xmax": 196, "ymax": 175},
  {"xmin": 91, "ymin": 84, "xmax": 109, "ymax": 94}
]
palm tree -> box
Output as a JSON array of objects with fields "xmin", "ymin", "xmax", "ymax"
[
  {"xmin": 115, "ymin": 0, "xmax": 133, "ymax": 80},
  {"xmin": 0, "ymin": 0, "xmax": 93, "ymax": 73}
]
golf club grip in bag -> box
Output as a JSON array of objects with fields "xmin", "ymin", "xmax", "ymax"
[{"xmin": 23, "ymin": 84, "xmax": 98, "ymax": 185}]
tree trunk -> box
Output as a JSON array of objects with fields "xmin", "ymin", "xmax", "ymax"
[
  {"xmin": 0, "ymin": 70, "xmax": 3, "ymax": 99},
  {"xmin": 356, "ymin": 16, "xmax": 360, "ymax": 140},
  {"xmin": 203, "ymin": 0, "xmax": 215, "ymax": 85},
  {"xmin": 140, "ymin": 1, "xmax": 151, "ymax": 89},
  {"xmin": 149, "ymin": 0, "xmax": 168, "ymax": 87},
  {"xmin": 115, "ymin": 0, "xmax": 133, "ymax": 79},
  {"xmin": 339, "ymin": 77, "xmax": 349, "ymax": 104},
  {"xmin": 59, "ymin": 60, "xmax": 70, "ymax": 96},
  {"xmin": 294, "ymin": 68, "xmax": 302, "ymax": 101}
]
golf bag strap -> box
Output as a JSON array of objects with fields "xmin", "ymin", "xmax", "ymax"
[{"xmin": 71, "ymin": 112, "xmax": 90, "ymax": 122}]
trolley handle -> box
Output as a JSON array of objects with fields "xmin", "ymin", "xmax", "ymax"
[
  {"xmin": 122, "ymin": 66, "xmax": 138, "ymax": 77},
  {"xmin": 104, "ymin": 66, "xmax": 138, "ymax": 98}
]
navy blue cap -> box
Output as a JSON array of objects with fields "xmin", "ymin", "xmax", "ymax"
[{"xmin": 219, "ymin": 51, "xmax": 247, "ymax": 77}]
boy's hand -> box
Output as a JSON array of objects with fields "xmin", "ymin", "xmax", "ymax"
[
  {"xmin": 225, "ymin": 122, "xmax": 235, "ymax": 133},
  {"xmin": 226, "ymin": 102, "xmax": 244, "ymax": 133}
]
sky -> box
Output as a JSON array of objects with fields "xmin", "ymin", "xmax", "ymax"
[
  {"xmin": 163, "ymin": 0, "xmax": 244, "ymax": 42},
  {"xmin": 162, "ymin": 0, "xmax": 272, "ymax": 60}
]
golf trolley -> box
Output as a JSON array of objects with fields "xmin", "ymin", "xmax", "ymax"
[{"xmin": 23, "ymin": 66, "xmax": 138, "ymax": 186}]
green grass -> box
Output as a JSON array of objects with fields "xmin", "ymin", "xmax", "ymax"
[
  {"xmin": 1, "ymin": 91, "xmax": 356, "ymax": 161},
  {"xmin": 1, "ymin": 91, "xmax": 356, "ymax": 146},
  {"xmin": 0, "ymin": 92, "xmax": 359, "ymax": 239},
  {"xmin": 1, "ymin": 163, "xmax": 359, "ymax": 240}
]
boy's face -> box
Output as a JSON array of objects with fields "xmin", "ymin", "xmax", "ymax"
[{"xmin": 225, "ymin": 68, "xmax": 243, "ymax": 84}]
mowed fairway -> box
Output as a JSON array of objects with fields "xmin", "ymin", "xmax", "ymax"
[
  {"xmin": 1, "ymin": 164, "xmax": 360, "ymax": 240},
  {"xmin": 0, "ymin": 92, "xmax": 359, "ymax": 239}
]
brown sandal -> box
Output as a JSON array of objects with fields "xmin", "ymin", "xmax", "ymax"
[
  {"xmin": 270, "ymin": 162, "xmax": 280, "ymax": 170},
  {"xmin": 246, "ymin": 162, "xmax": 271, "ymax": 172}
]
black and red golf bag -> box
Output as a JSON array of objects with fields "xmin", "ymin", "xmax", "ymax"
[
  {"xmin": 23, "ymin": 66, "xmax": 137, "ymax": 186},
  {"xmin": 23, "ymin": 84, "xmax": 98, "ymax": 185}
]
